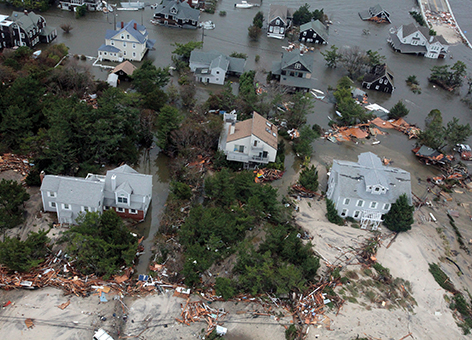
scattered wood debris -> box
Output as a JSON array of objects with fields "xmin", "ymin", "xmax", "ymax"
[
  {"xmin": 254, "ymin": 168, "xmax": 284, "ymax": 183},
  {"xmin": 0, "ymin": 153, "xmax": 32, "ymax": 178}
]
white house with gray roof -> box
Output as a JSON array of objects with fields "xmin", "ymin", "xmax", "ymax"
[
  {"xmin": 219, "ymin": 111, "xmax": 278, "ymax": 165},
  {"xmin": 327, "ymin": 152, "xmax": 411, "ymax": 230},
  {"xmin": 41, "ymin": 165, "xmax": 152, "ymax": 224},
  {"xmin": 388, "ymin": 23, "xmax": 448, "ymax": 59},
  {"xmin": 271, "ymin": 51, "xmax": 315, "ymax": 92},
  {"xmin": 189, "ymin": 50, "xmax": 246, "ymax": 85},
  {"xmin": 98, "ymin": 20, "xmax": 155, "ymax": 62}
]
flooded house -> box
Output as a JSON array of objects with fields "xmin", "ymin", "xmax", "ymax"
[
  {"xmin": 358, "ymin": 4, "xmax": 391, "ymax": 23},
  {"xmin": 362, "ymin": 64, "xmax": 395, "ymax": 94},
  {"xmin": 152, "ymin": 0, "xmax": 200, "ymax": 29},
  {"xmin": 267, "ymin": 4, "xmax": 294, "ymax": 39},
  {"xmin": 189, "ymin": 50, "xmax": 246, "ymax": 85},
  {"xmin": 299, "ymin": 19, "xmax": 328, "ymax": 44},
  {"xmin": 271, "ymin": 50, "xmax": 315, "ymax": 92}
]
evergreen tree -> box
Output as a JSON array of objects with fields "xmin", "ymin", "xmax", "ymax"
[
  {"xmin": 326, "ymin": 199, "xmax": 344, "ymax": 225},
  {"xmin": 0, "ymin": 179, "xmax": 30, "ymax": 238},
  {"xmin": 156, "ymin": 105, "xmax": 181, "ymax": 151},
  {"xmin": 388, "ymin": 101, "xmax": 409, "ymax": 120},
  {"xmin": 383, "ymin": 194, "xmax": 414, "ymax": 232},
  {"xmin": 298, "ymin": 165, "xmax": 318, "ymax": 191}
]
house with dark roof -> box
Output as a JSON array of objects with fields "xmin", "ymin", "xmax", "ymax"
[
  {"xmin": 267, "ymin": 4, "xmax": 294, "ymax": 39},
  {"xmin": 40, "ymin": 165, "xmax": 152, "ymax": 224},
  {"xmin": 152, "ymin": 0, "xmax": 200, "ymax": 29},
  {"xmin": 271, "ymin": 51, "xmax": 315, "ymax": 92},
  {"xmin": 189, "ymin": 50, "xmax": 246, "ymax": 85},
  {"xmin": 358, "ymin": 5, "xmax": 391, "ymax": 23},
  {"xmin": 362, "ymin": 64, "xmax": 394, "ymax": 94},
  {"xmin": 98, "ymin": 20, "xmax": 155, "ymax": 62},
  {"xmin": 327, "ymin": 152, "xmax": 412, "ymax": 230},
  {"xmin": 388, "ymin": 23, "xmax": 448, "ymax": 59},
  {"xmin": 0, "ymin": 11, "xmax": 56, "ymax": 49},
  {"xmin": 299, "ymin": 20, "xmax": 328, "ymax": 44},
  {"xmin": 218, "ymin": 112, "xmax": 278, "ymax": 165}
]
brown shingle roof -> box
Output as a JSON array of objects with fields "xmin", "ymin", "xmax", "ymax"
[
  {"xmin": 112, "ymin": 61, "xmax": 137, "ymax": 76},
  {"xmin": 226, "ymin": 112, "xmax": 278, "ymax": 149}
]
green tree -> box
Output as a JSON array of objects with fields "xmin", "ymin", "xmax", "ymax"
[
  {"xmin": 0, "ymin": 179, "xmax": 30, "ymax": 238},
  {"xmin": 383, "ymin": 194, "xmax": 414, "ymax": 232},
  {"xmin": 450, "ymin": 61, "xmax": 467, "ymax": 88},
  {"xmin": 252, "ymin": 11, "xmax": 264, "ymax": 28},
  {"xmin": 312, "ymin": 8, "xmax": 325, "ymax": 22},
  {"xmin": 418, "ymin": 109, "xmax": 445, "ymax": 150},
  {"xmin": 0, "ymin": 229, "xmax": 50, "ymax": 272},
  {"xmin": 132, "ymin": 60, "xmax": 170, "ymax": 94},
  {"xmin": 388, "ymin": 101, "xmax": 409, "ymax": 120},
  {"xmin": 366, "ymin": 50, "xmax": 386, "ymax": 68},
  {"xmin": 292, "ymin": 3, "xmax": 312, "ymax": 26},
  {"xmin": 321, "ymin": 45, "xmax": 342, "ymax": 68},
  {"xmin": 444, "ymin": 117, "xmax": 472, "ymax": 149},
  {"xmin": 75, "ymin": 4, "xmax": 87, "ymax": 18},
  {"xmin": 326, "ymin": 199, "xmax": 343, "ymax": 225},
  {"xmin": 171, "ymin": 181, "xmax": 192, "ymax": 200},
  {"xmin": 285, "ymin": 92, "xmax": 314, "ymax": 129},
  {"xmin": 429, "ymin": 61, "xmax": 467, "ymax": 90},
  {"xmin": 293, "ymin": 125, "xmax": 317, "ymax": 159},
  {"xmin": 156, "ymin": 105, "xmax": 181, "ymax": 151},
  {"xmin": 63, "ymin": 210, "xmax": 137, "ymax": 278},
  {"xmin": 248, "ymin": 25, "xmax": 262, "ymax": 41},
  {"xmin": 298, "ymin": 165, "xmax": 318, "ymax": 191},
  {"xmin": 215, "ymin": 277, "xmax": 235, "ymax": 300},
  {"xmin": 172, "ymin": 41, "xmax": 203, "ymax": 71}
]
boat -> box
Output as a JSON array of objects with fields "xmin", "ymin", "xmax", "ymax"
[
  {"xmin": 372, "ymin": 140, "xmax": 381, "ymax": 145},
  {"xmin": 199, "ymin": 21, "xmax": 215, "ymax": 30},
  {"xmin": 120, "ymin": 1, "xmax": 144, "ymax": 9},
  {"xmin": 310, "ymin": 89, "xmax": 325, "ymax": 100},
  {"xmin": 235, "ymin": 1, "xmax": 254, "ymax": 8}
]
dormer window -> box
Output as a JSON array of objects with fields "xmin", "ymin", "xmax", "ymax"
[
  {"xmin": 118, "ymin": 196, "xmax": 128, "ymax": 204},
  {"xmin": 275, "ymin": 19, "xmax": 280, "ymax": 25},
  {"xmin": 294, "ymin": 63, "xmax": 301, "ymax": 69}
]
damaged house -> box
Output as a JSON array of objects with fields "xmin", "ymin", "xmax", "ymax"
[
  {"xmin": 358, "ymin": 4, "xmax": 391, "ymax": 23},
  {"xmin": 299, "ymin": 19, "xmax": 329, "ymax": 44},
  {"xmin": 267, "ymin": 4, "xmax": 294, "ymax": 39},
  {"xmin": 271, "ymin": 50, "xmax": 315, "ymax": 92},
  {"xmin": 362, "ymin": 64, "xmax": 395, "ymax": 94},
  {"xmin": 327, "ymin": 152, "xmax": 412, "ymax": 230},
  {"xmin": 218, "ymin": 111, "xmax": 278, "ymax": 165},
  {"xmin": 41, "ymin": 165, "xmax": 152, "ymax": 224}
]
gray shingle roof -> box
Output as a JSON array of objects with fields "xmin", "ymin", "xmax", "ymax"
[
  {"xmin": 98, "ymin": 44, "xmax": 121, "ymax": 53},
  {"xmin": 106, "ymin": 20, "xmax": 150, "ymax": 44},
  {"xmin": 389, "ymin": 33, "xmax": 427, "ymax": 54},
  {"xmin": 358, "ymin": 4, "xmax": 390, "ymax": 21},
  {"xmin": 10, "ymin": 11, "xmax": 41, "ymax": 32},
  {"xmin": 331, "ymin": 152, "xmax": 411, "ymax": 205},
  {"xmin": 299, "ymin": 20, "xmax": 328, "ymax": 42},
  {"xmin": 105, "ymin": 165, "xmax": 152, "ymax": 197},
  {"xmin": 42, "ymin": 175, "xmax": 105, "ymax": 207},
  {"xmin": 280, "ymin": 51, "xmax": 314, "ymax": 73},
  {"xmin": 190, "ymin": 50, "xmax": 246, "ymax": 74},
  {"xmin": 154, "ymin": 0, "xmax": 200, "ymax": 21},
  {"xmin": 363, "ymin": 64, "xmax": 394, "ymax": 84}
]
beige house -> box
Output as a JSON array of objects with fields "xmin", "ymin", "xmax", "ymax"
[
  {"xmin": 219, "ymin": 111, "xmax": 278, "ymax": 165},
  {"xmin": 98, "ymin": 20, "xmax": 155, "ymax": 62}
]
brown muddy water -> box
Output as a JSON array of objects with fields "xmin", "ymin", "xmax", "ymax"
[{"xmin": 5, "ymin": 0, "xmax": 472, "ymax": 272}]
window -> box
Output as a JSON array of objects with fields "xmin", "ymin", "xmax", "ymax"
[
  {"xmin": 275, "ymin": 19, "xmax": 280, "ymax": 25},
  {"xmin": 20, "ymin": 33, "xmax": 24, "ymax": 38},
  {"xmin": 82, "ymin": 206, "xmax": 89, "ymax": 212},
  {"xmin": 383, "ymin": 203, "xmax": 390, "ymax": 210},
  {"xmin": 104, "ymin": 206, "xmax": 110, "ymax": 210},
  {"xmin": 123, "ymin": 42, "xmax": 126, "ymax": 47},
  {"xmin": 129, "ymin": 209, "xmax": 138, "ymax": 214},
  {"xmin": 254, "ymin": 140, "xmax": 257, "ymax": 147},
  {"xmin": 48, "ymin": 191, "xmax": 56, "ymax": 197},
  {"xmin": 356, "ymin": 200, "xmax": 364, "ymax": 207},
  {"xmin": 132, "ymin": 43, "xmax": 136, "ymax": 49},
  {"xmin": 124, "ymin": 51, "xmax": 127, "ymax": 55},
  {"xmin": 118, "ymin": 196, "xmax": 128, "ymax": 204},
  {"xmin": 239, "ymin": 145, "xmax": 244, "ymax": 153},
  {"xmin": 117, "ymin": 207, "xmax": 125, "ymax": 212},
  {"xmin": 303, "ymin": 31, "xmax": 306, "ymax": 36},
  {"xmin": 341, "ymin": 209, "xmax": 348, "ymax": 217},
  {"xmin": 121, "ymin": 34, "xmax": 124, "ymax": 39},
  {"xmin": 126, "ymin": 34, "xmax": 129, "ymax": 39},
  {"xmin": 375, "ymin": 187, "xmax": 380, "ymax": 192},
  {"xmin": 111, "ymin": 41, "xmax": 114, "ymax": 46},
  {"xmin": 262, "ymin": 151, "xmax": 268, "ymax": 158},
  {"xmin": 353, "ymin": 210, "xmax": 360, "ymax": 218},
  {"xmin": 294, "ymin": 63, "xmax": 301, "ymax": 69},
  {"xmin": 49, "ymin": 201, "xmax": 56, "ymax": 208},
  {"xmin": 370, "ymin": 202, "xmax": 377, "ymax": 209},
  {"xmin": 375, "ymin": 85, "xmax": 380, "ymax": 90},
  {"xmin": 62, "ymin": 203, "xmax": 70, "ymax": 210},
  {"xmin": 343, "ymin": 198, "xmax": 350, "ymax": 205},
  {"xmin": 132, "ymin": 52, "xmax": 136, "ymax": 57}
]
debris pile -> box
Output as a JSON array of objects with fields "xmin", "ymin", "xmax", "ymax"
[
  {"xmin": 254, "ymin": 168, "xmax": 284, "ymax": 182},
  {"xmin": 176, "ymin": 299, "xmax": 228, "ymax": 336},
  {"xmin": 0, "ymin": 153, "xmax": 32, "ymax": 177},
  {"xmin": 290, "ymin": 184, "xmax": 323, "ymax": 198},
  {"xmin": 390, "ymin": 118, "xmax": 421, "ymax": 139}
]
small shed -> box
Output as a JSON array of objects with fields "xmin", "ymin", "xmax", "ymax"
[{"xmin": 112, "ymin": 60, "xmax": 137, "ymax": 81}]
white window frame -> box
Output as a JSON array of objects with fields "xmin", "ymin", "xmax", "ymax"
[
  {"xmin": 129, "ymin": 209, "xmax": 138, "ymax": 214},
  {"xmin": 383, "ymin": 203, "xmax": 390, "ymax": 210},
  {"xmin": 132, "ymin": 52, "xmax": 136, "ymax": 58},
  {"xmin": 118, "ymin": 196, "xmax": 128, "ymax": 204},
  {"xmin": 370, "ymin": 202, "xmax": 378, "ymax": 209},
  {"xmin": 353, "ymin": 210, "xmax": 360, "ymax": 218},
  {"xmin": 62, "ymin": 203, "xmax": 71, "ymax": 210},
  {"xmin": 48, "ymin": 191, "xmax": 56, "ymax": 197},
  {"xmin": 49, "ymin": 201, "xmax": 56, "ymax": 208},
  {"xmin": 123, "ymin": 42, "xmax": 126, "ymax": 47},
  {"xmin": 341, "ymin": 209, "xmax": 348, "ymax": 217},
  {"xmin": 81, "ymin": 206, "xmax": 90, "ymax": 212},
  {"xmin": 343, "ymin": 198, "xmax": 350, "ymax": 205},
  {"xmin": 356, "ymin": 200, "xmax": 364, "ymax": 207},
  {"xmin": 117, "ymin": 207, "xmax": 125, "ymax": 213},
  {"xmin": 132, "ymin": 43, "xmax": 136, "ymax": 49},
  {"xmin": 104, "ymin": 206, "xmax": 110, "ymax": 210}
]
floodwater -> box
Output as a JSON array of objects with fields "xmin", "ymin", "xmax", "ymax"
[{"xmin": 6, "ymin": 0, "xmax": 472, "ymax": 271}]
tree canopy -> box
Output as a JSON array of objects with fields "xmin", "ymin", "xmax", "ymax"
[
  {"xmin": 388, "ymin": 101, "xmax": 409, "ymax": 120},
  {"xmin": 429, "ymin": 61, "xmax": 467, "ymax": 90},
  {"xmin": 292, "ymin": 4, "xmax": 325, "ymax": 26},
  {"xmin": 0, "ymin": 179, "xmax": 30, "ymax": 237},
  {"xmin": 383, "ymin": 194, "xmax": 414, "ymax": 232},
  {"xmin": 62, "ymin": 210, "xmax": 138, "ymax": 279},
  {"xmin": 321, "ymin": 45, "xmax": 342, "ymax": 68},
  {"xmin": 298, "ymin": 165, "xmax": 319, "ymax": 191}
]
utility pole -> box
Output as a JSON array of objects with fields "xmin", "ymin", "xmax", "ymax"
[{"xmin": 201, "ymin": 27, "xmax": 204, "ymax": 44}]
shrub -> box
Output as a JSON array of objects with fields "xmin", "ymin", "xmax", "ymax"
[
  {"xmin": 298, "ymin": 165, "xmax": 318, "ymax": 192},
  {"xmin": 215, "ymin": 277, "xmax": 235, "ymax": 300},
  {"xmin": 171, "ymin": 181, "xmax": 192, "ymax": 200},
  {"xmin": 219, "ymin": 10, "xmax": 226, "ymax": 16},
  {"xmin": 326, "ymin": 199, "xmax": 344, "ymax": 225}
]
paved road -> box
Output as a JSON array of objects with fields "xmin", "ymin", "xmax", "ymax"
[{"xmin": 424, "ymin": 0, "xmax": 449, "ymax": 13}]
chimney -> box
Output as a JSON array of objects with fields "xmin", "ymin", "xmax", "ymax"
[
  {"xmin": 40, "ymin": 170, "xmax": 45, "ymax": 183},
  {"xmin": 121, "ymin": 21, "xmax": 124, "ymax": 29},
  {"xmin": 24, "ymin": 10, "xmax": 28, "ymax": 16},
  {"xmin": 134, "ymin": 22, "xmax": 137, "ymax": 30},
  {"xmin": 230, "ymin": 122, "xmax": 235, "ymax": 135},
  {"xmin": 111, "ymin": 174, "xmax": 117, "ymax": 191}
]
